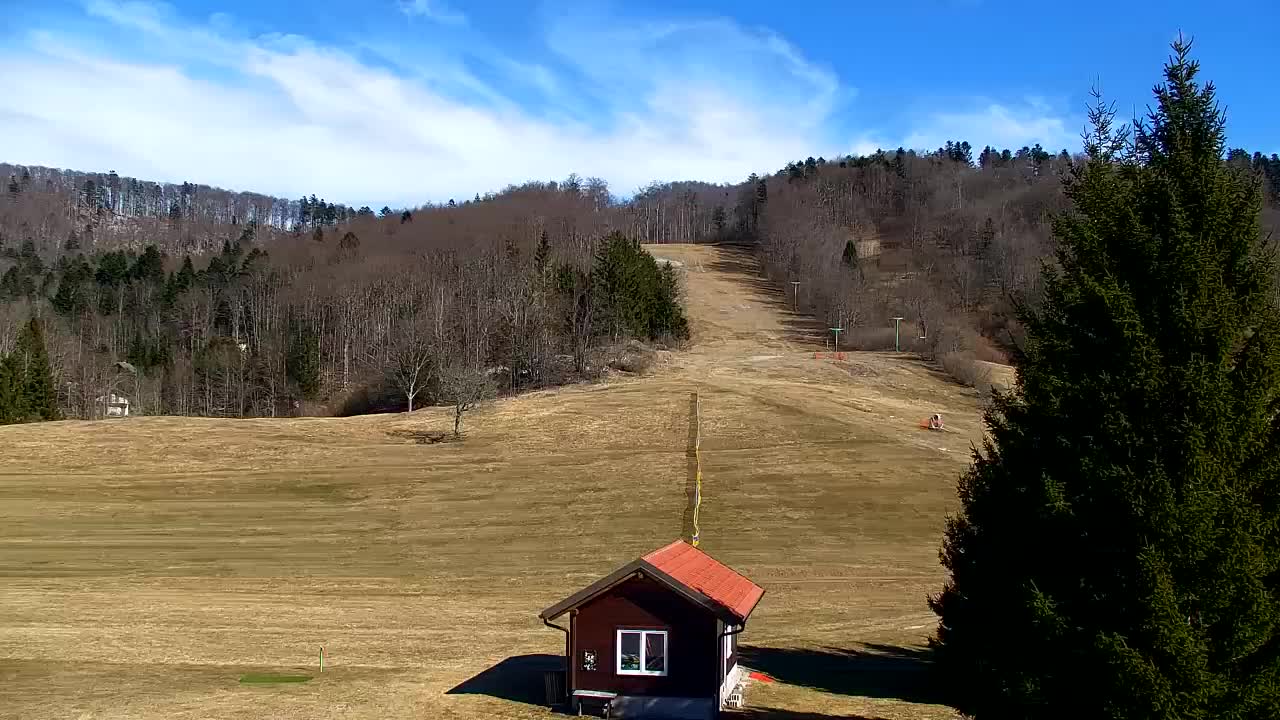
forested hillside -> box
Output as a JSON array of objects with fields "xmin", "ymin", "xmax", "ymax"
[
  {"xmin": 748, "ymin": 145, "xmax": 1280, "ymax": 363},
  {"xmin": 1, "ymin": 145, "xmax": 1276, "ymax": 420}
]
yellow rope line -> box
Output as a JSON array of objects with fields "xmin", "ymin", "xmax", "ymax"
[{"xmin": 692, "ymin": 391, "xmax": 702, "ymax": 547}]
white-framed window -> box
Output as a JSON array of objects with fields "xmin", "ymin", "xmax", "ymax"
[{"xmin": 616, "ymin": 629, "xmax": 668, "ymax": 676}]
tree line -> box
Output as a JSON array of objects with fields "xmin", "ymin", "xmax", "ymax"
[
  {"xmin": 2, "ymin": 70, "xmax": 1277, "ymax": 422},
  {"xmin": 738, "ymin": 132, "xmax": 1280, "ymax": 367},
  {"xmin": 0, "ymin": 188, "xmax": 689, "ymax": 419}
]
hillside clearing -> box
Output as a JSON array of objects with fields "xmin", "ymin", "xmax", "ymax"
[{"xmin": 0, "ymin": 244, "xmax": 996, "ymax": 719}]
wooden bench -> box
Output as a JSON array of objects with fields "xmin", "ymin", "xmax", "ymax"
[{"xmin": 572, "ymin": 689, "xmax": 618, "ymax": 718}]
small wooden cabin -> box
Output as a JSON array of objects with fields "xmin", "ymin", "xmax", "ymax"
[{"xmin": 539, "ymin": 540, "xmax": 764, "ymax": 719}]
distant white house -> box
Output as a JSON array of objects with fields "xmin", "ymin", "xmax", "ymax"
[{"xmin": 95, "ymin": 394, "xmax": 130, "ymax": 418}]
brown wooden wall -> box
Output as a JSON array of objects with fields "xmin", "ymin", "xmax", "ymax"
[{"xmin": 570, "ymin": 574, "xmax": 718, "ymax": 699}]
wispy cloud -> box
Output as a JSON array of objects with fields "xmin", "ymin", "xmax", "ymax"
[
  {"xmin": 0, "ymin": 0, "xmax": 844, "ymax": 206},
  {"xmin": 901, "ymin": 100, "xmax": 1079, "ymax": 153},
  {"xmin": 0, "ymin": 1, "xmax": 1078, "ymax": 207},
  {"xmin": 397, "ymin": 0, "xmax": 467, "ymax": 26},
  {"xmin": 845, "ymin": 99, "xmax": 1079, "ymax": 156}
]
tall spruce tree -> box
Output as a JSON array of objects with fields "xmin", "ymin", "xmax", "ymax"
[
  {"xmin": 286, "ymin": 320, "xmax": 321, "ymax": 401},
  {"xmin": 0, "ymin": 352, "xmax": 20, "ymax": 424},
  {"xmin": 12, "ymin": 317, "xmax": 59, "ymax": 421},
  {"xmin": 931, "ymin": 39, "xmax": 1280, "ymax": 719}
]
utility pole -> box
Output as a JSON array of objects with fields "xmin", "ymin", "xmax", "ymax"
[
  {"xmin": 789, "ymin": 281, "xmax": 801, "ymax": 312},
  {"xmin": 891, "ymin": 317, "xmax": 905, "ymax": 352},
  {"xmin": 829, "ymin": 327, "xmax": 844, "ymax": 352}
]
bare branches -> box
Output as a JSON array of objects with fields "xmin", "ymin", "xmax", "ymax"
[
  {"xmin": 438, "ymin": 364, "xmax": 496, "ymax": 437},
  {"xmin": 387, "ymin": 335, "xmax": 433, "ymax": 413}
]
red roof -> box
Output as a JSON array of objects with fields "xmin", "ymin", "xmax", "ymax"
[{"xmin": 643, "ymin": 540, "xmax": 764, "ymax": 622}]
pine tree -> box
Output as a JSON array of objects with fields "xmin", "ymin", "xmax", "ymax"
[
  {"xmin": 533, "ymin": 230, "xmax": 552, "ymax": 279},
  {"xmin": 931, "ymin": 39, "xmax": 1280, "ymax": 719},
  {"xmin": 12, "ymin": 317, "xmax": 59, "ymax": 421},
  {"xmin": 0, "ymin": 352, "xmax": 19, "ymax": 424},
  {"xmin": 286, "ymin": 320, "xmax": 321, "ymax": 400},
  {"xmin": 841, "ymin": 239, "xmax": 860, "ymax": 275},
  {"xmin": 590, "ymin": 233, "xmax": 689, "ymax": 341}
]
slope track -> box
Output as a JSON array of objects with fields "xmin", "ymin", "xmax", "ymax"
[{"xmin": 0, "ymin": 244, "xmax": 986, "ymax": 719}]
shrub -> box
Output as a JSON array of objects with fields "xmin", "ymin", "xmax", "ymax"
[{"xmin": 940, "ymin": 351, "xmax": 994, "ymax": 395}]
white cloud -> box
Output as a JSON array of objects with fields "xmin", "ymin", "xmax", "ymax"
[
  {"xmin": 900, "ymin": 101, "xmax": 1079, "ymax": 154},
  {"xmin": 840, "ymin": 98, "xmax": 1079, "ymax": 158},
  {"xmin": 849, "ymin": 137, "xmax": 885, "ymax": 157},
  {"xmin": 397, "ymin": 0, "xmax": 467, "ymax": 26},
  {"xmin": 0, "ymin": 2, "xmax": 1079, "ymax": 207},
  {"xmin": 0, "ymin": 0, "xmax": 840, "ymax": 207}
]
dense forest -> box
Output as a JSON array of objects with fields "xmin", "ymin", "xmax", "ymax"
[{"xmin": 1, "ymin": 144, "xmax": 1277, "ymax": 420}]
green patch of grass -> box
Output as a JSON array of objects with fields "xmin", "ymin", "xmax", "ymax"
[{"xmin": 239, "ymin": 672, "xmax": 313, "ymax": 685}]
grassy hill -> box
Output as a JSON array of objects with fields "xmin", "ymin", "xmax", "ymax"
[{"xmin": 0, "ymin": 245, "xmax": 995, "ymax": 719}]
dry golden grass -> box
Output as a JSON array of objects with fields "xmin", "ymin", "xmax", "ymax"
[{"xmin": 0, "ymin": 245, "xmax": 996, "ymax": 719}]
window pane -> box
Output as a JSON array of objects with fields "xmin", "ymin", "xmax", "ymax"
[
  {"xmin": 619, "ymin": 632, "xmax": 641, "ymax": 671},
  {"xmin": 644, "ymin": 632, "xmax": 665, "ymax": 673}
]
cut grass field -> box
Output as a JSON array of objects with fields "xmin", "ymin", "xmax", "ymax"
[{"xmin": 0, "ymin": 244, "xmax": 994, "ymax": 720}]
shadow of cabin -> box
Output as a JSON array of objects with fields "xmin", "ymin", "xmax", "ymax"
[
  {"xmin": 737, "ymin": 644, "xmax": 941, "ymax": 706},
  {"xmin": 446, "ymin": 653, "xmax": 565, "ymax": 707}
]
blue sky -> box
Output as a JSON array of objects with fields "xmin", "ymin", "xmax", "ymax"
[{"xmin": 1, "ymin": 0, "xmax": 1275, "ymax": 207}]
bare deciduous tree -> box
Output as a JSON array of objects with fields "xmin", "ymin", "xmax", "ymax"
[{"xmin": 438, "ymin": 364, "xmax": 495, "ymax": 437}]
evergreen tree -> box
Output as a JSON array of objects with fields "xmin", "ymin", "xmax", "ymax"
[
  {"xmin": 931, "ymin": 39, "xmax": 1280, "ymax": 719},
  {"xmin": 0, "ymin": 267, "xmax": 24, "ymax": 299},
  {"xmin": 533, "ymin": 230, "xmax": 552, "ymax": 279},
  {"xmin": 841, "ymin": 239, "xmax": 860, "ymax": 276},
  {"xmin": 0, "ymin": 352, "xmax": 20, "ymax": 424},
  {"xmin": 12, "ymin": 317, "xmax": 59, "ymax": 421},
  {"xmin": 591, "ymin": 233, "xmax": 689, "ymax": 341},
  {"xmin": 51, "ymin": 255, "xmax": 92, "ymax": 316},
  {"xmin": 286, "ymin": 320, "xmax": 321, "ymax": 400},
  {"xmin": 131, "ymin": 245, "xmax": 164, "ymax": 284}
]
